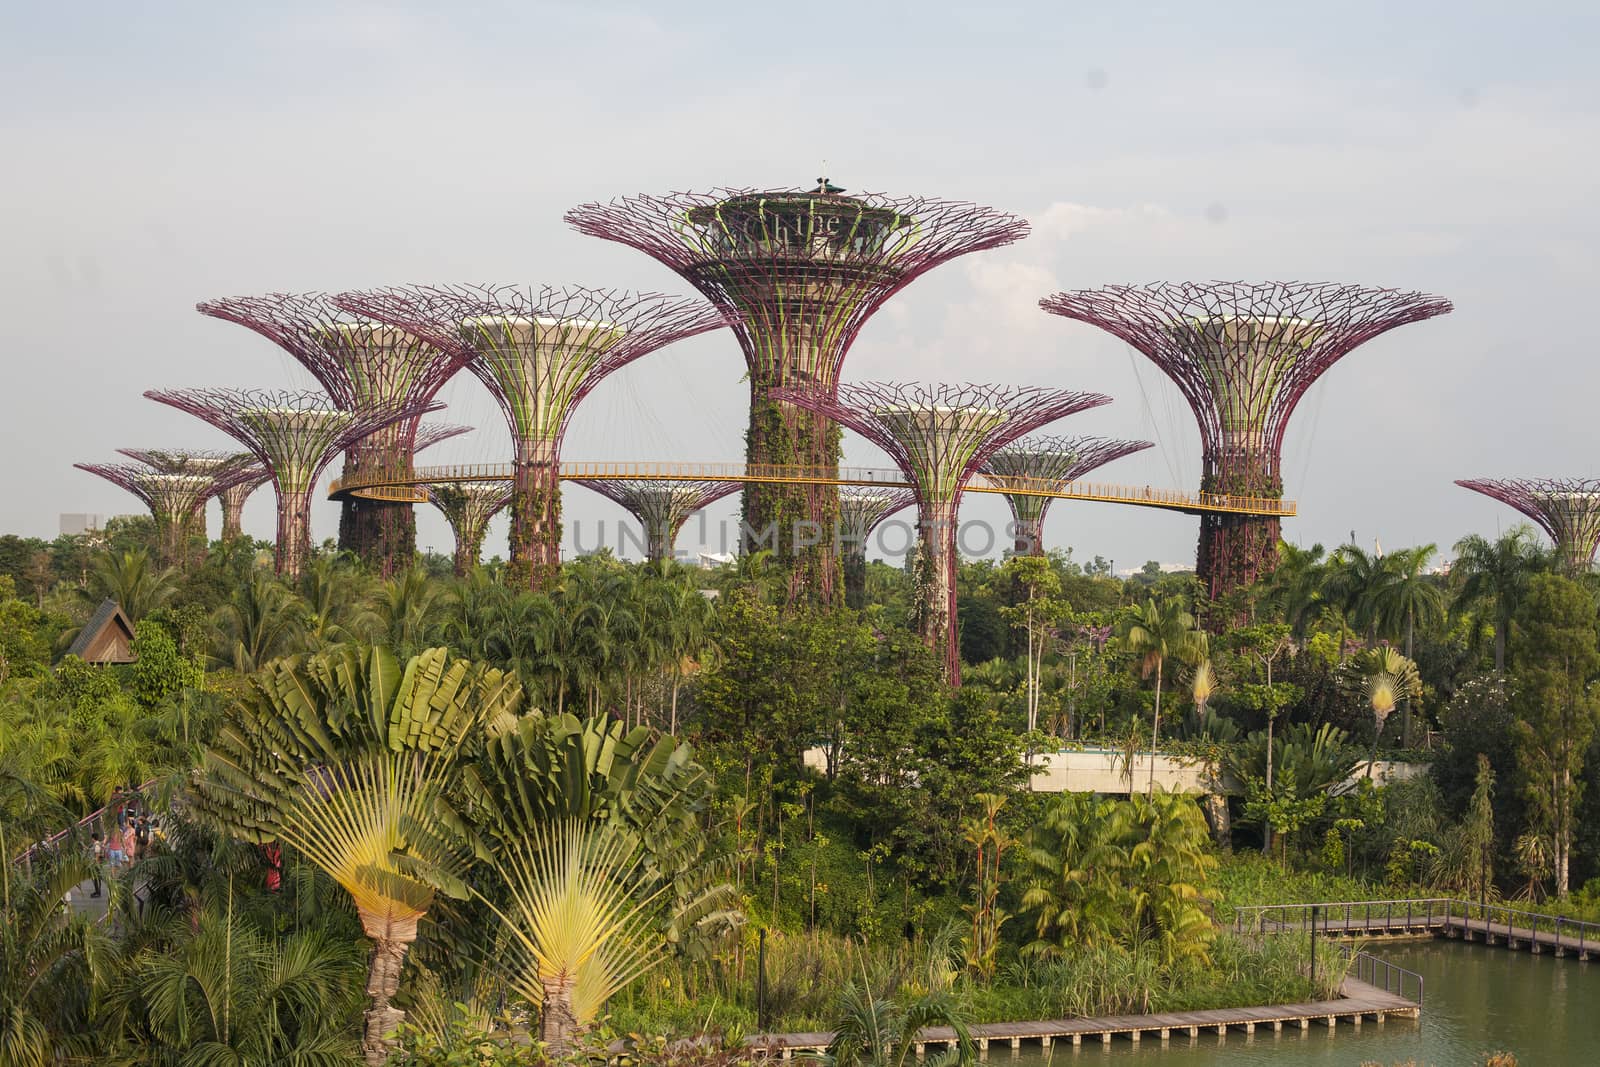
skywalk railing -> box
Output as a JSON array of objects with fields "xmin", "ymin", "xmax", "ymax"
[{"xmin": 328, "ymin": 461, "xmax": 1298, "ymax": 517}]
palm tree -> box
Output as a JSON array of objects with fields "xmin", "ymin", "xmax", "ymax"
[
  {"xmin": 0, "ymin": 851, "xmax": 104, "ymax": 1066},
  {"xmin": 360, "ymin": 566, "xmax": 441, "ymax": 660},
  {"xmin": 1118, "ymin": 598, "xmax": 1207, "ymax": 795},
  {"xmin": 822, "ymin": 980, "xmax": 975, "ymax": 1067},
  {"xmin": 212, "ymin": 572, "xmax": 304, "ymax": 671},
  {"xmin": 1322, "ymin": 544, "xmax": 1390, "ymax": 657},
  {"xmin": 480, "ymin": 820, "xmax": 667, "ymax": 1053},
  {"xmin": 192, "ymin": 644, "xmax": 523, "ymax": 1065},
  {"xmin": 1370, "ymin": 544, "xmax": 1446, "ymax": 743},
  {"xmin": 1452, "ymin": 526, "xmax": 1550, "ymax": 671},
  {"xmin": 86, "ymin": 547, "xmax": 175, "ymax": 624},
  {"xmin": 1260, "ymin": 540, "xmax": 1326, "ymax": 636},
  {"xmin": 105, "ymin": 900, "xmax": 364, "ymax": 1062},
  {"xmin": 1356, "ymin": 647, "xmax": 1422, "ymax": 774}
]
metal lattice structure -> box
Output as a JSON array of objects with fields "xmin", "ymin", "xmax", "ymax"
[
  {"xmin": 574, "ymin": 479, "xmax": 742, "ymax": 563},
  {"xmin": 74, "ymin": 462, "xmax": 215, "ymax": 568},
  {"xmin": 335, "ymin": 284, "xmax": 724, "ymax": 589},
  {"xmin": 566, "ymin": 180, "xmax": 1029, "ymax": 603},
  {"xmin": 1457, "ymin": 478, "xmax": 1600, "ymax": 574},
  {"xmin": 980, "ymin": 435, "xmax": 1153, "ymax": 555},
  {"xmin": 144, "ymin": 388, "xmax": 440, "ymax": 577},
  {"xmin": 838, "ymin": 486, "xmax": 917, "ymax": 609},
  {"xmin": 773, "ymin": 382, "xmax": 1111, "ymax": 680},
  {"xmin": 1041, "ymin": 281, "xmax": 1452, "ymax": 598},
  {"xmin": 116, "ymin": 447, "xmax": 262, "ymax": 545},
  {"xmin": 197, "ymin": 292, "xmax": 471, "ymax": 571},
  {"xmin": 422, "ymin": 481, "xmax": 513, "ymax": 576},
  {"xmin": 217, "ymin": 468, "xmax": 272, "ymax": 542}
]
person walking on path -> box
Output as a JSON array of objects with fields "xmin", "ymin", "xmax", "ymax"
[
  {"xmin": 121, "ymin": 821, "xmax": 137, "ymax": 869},
  {"xmin": 89, "ymin": 832, "xmax": 105, "ymax": 897},
  {"xmin": 134, "ymin": 815, "xmax": 150, "ymax": 862}
]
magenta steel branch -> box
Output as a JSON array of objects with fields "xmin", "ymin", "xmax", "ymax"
[
  {"xmin": 773, "ymin": 381, "xmax": 1111, "ymax": 681},
  {"xmin": 1041, "ymin": 281, "xmax": 1452, "ymax": 603},
  {"xmin": 1456, "ymin": 478, "xmax": 1600, "ymax": 575}
]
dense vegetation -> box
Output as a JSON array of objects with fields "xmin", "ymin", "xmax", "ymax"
[{"xmin": 2, "ymin": 516, "xmax": 1597, "ymax": 1064}]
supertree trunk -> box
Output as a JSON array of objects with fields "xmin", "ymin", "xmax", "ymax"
[
  {"xmin": 508, "ymin": 440, "xmax": 561, "ymax": 590},
  {"xmin": 842, "ymin": 548, "xmax": 869, "ymax": 609},
  {"xmin": 914, "ymin": 498, "xmax": 962, "ymax": 678},
  {"xmin": 338, "ymin": 432, "xmax": 416, "ymax": 576},
  {"xmin": 277, "ymin": 488, "xmax": 315, "ymax": 579},
  {"xmin": 220, "ymin": 484, "xmax": 251, "ymax": 541},
  {"xmin": 1197, "ymin": 456, "xmax": 1283, "ymax": 600},
  {"xmin": 745, "ymin": 394, "xmax": 840, "ymax": 601}
]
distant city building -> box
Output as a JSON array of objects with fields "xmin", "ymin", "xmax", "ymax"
[{"xmin": 59, "ymin": 513, "xmax": 103, "ymax": 537}]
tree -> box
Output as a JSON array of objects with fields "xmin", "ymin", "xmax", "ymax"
[
  {"xmin": 193, "ymin": 644, "xmax": 522, "ymax": 1065},
  {"xmin": 1372, "ymin": 545, "xmax": 1447, "ymax": 743},
  {"xmin": 0, "ymin": 851, "xmax": 104, "ymax": 1066},
  {"xmin": 1355, "ymin": 646, "xmax": 1423, "ymax": 772},
  {"xmin": 86, "ymin": 547, "xmax": 176, "ymax": 624},
  {"xmin": 1118, "ymin": 598, "xmax": 1207, "ymax": 794},
  {"xmin": 1260, "ymin": 540, "xmax": 1326, "ymax": 636},
  {"xmin": 1452, "ymin": 526, "xmax": 1549, "ymax": 672},
  {"xmin": 1322, "ymin": 544, "xmax": 1389, "ymax": 657},
  {"xmin": 1509, "ymin": 574, "xmax": 1600, "ymax": 897},
  {"xmin": 823, "ymin": 984, "xmax": 975, "ymax": 1067},
  {"xmin": 998, "ymin": 556, "xmax": 1065, "ymax": 744}
]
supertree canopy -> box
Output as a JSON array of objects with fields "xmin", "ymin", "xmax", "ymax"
[
  {"xmin": 74, "ymin": 461, "xmax": 217, "ymax": 568},
  {"xmin": 574, "ymin": 479, "xmax": 742, "ymax": 564},
  {"xmin": 1040, "ymin": 281, "xmax": 1452, "ymax": 599},
  {"xmin": 837, "ymin": 486, "xmax": 916, "ymax": 609},
  {"xmin": 144, "ymin": 388, "xmax": 440, "ymax": 578},
  {"xmin": 335, "ymin": 285, "xmax": 725, "ymax": 590},
  {"xmin": 566, "ymin": 180, "xmax": 1029, "ymax": 604},
  {"xmin": 196, "ymin": 292, "xmax": 471, "ymax": 573},
  {"xmin": 979, "ymin": 435, "xmax": 1153, "ymax": 556},
  {"xmin": 116, "ymin": 447, "xmax": 261, "ymax": 545},
  {"xmin": 422, "ymin": 481, "xmax": 512, "ymax": 577},
  {"xmin": 1457, "ymin": 478, "xmax": 1600, "ymax": 575},
  {"xmin": 773, "ymin": 382, "xmax": 1111, "ymax": 680}
]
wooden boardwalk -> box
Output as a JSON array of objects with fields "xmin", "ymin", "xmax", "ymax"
[
  {"xmin": 1240, "ymin": 897, "xmax": 1600, "ymax": 961},
  {"xmin": 754, "ymin": 977, "xmax": 1417, "ymax": 1058}
]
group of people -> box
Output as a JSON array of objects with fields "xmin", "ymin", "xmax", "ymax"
[{"xmin": 87, "ymin": 806, "xmax": 154, "ymax": 898}]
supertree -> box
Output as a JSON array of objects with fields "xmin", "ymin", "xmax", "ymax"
[
  {"xmin": 1041, "ymin": 282, "xmax": 1452, "ymax": 599},
  {"xmin": 837, "ymin": 486, "xmax": 918, "ymax": 610},
  {"xmin": 144, "ymin": 388, "xmax": 440, "ymax": 578},
  {"xmin": 217, "ymin": 468, "xmax": 271, "ymax": 542},
  {"xmin": 1457, "ymin": 478, "xmax": 1600, "ymax": 575},
  {"xmin": 421, "ymin": 481, "xmax": 512, "ymax": 577},
  {"xmin": 74, "ymin": 461, "xmax": 217, "ymax": 569},
  {"xmin": 335, "ymin": 285, "xmax": 725, "ymax": 589},
  {"xmin": 574, "ymin": 479, "xmax": 743, "ymax": 563},
  {"xmin": 196, "ymin": 293, "xmax": 471, "ymax": 573},
  {"xmin": 979, "ymin": 435, "xmax": 1154, "ymax": 556},
  {"xmin": 116, "ymin": 447, "xmax": 260, "ymax": 545},
  {"xmin": 567, "ymin": 179, "xmax": 1029, "ymax": 603},
  {"xmin": 773, "ymin": 382, "xmax": 1111, "ymax": 680}
]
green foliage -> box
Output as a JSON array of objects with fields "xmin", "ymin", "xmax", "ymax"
[
  {"xmin": 128, "ymin": 618, "xmax": 205, "ymax": 709},
  {"xmin": 1019, "ymin": 790, "xmax": 1217, "ymax": 964}
]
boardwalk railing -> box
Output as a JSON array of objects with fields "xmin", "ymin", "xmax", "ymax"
[
  {"xmin": 1347, "ymin": 949, "xmax": 1424, "ymax": 1006},
  {"xmin": 328, "ymin": 461, "xmax": 1298, "ymax": 517},
  {"xmin": 1235, "ymin": 897, "xmax": 1600, "ymax": 959},
  {"xmin": 11, "ymin": 779, "xmax": 159, "ymax": 866}
]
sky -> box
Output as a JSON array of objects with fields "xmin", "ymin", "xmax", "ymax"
[{"xmin": 3, "ymin": 0, "xmax": 1598, "ymax": 570}]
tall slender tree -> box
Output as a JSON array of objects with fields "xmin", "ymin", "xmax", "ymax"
[
  {"xmin": 1118, "ymin": 598, "xmax": 1208, "ymax": 795},
  {"xmin": 1452, "ymin": 526, "xmax": 1550, "ymax": 672}
]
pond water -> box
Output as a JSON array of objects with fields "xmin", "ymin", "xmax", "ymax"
[{"xmin": 1007, "ymin": 939, "xmax": 1594, "ymax": 1066}]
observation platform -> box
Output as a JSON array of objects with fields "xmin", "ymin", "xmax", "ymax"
[{"xmin": 327, "ymin": 461, "xmax": 1297, "ymax": 518}]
